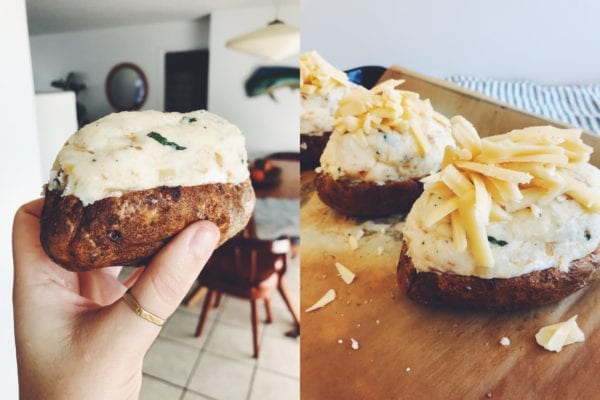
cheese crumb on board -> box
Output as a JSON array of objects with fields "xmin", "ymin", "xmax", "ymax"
[
  {"xmin": 346, "ymin": 228, "xmax": 364, "ymax": 250},
  {"xmin": 305, "ymin": 289, "xmax": 336, "ymax": 312},
  {"xmin": 535, "ymin": 315, "xmax": 585, "ymax": 352},
  {"xmin": 335, "ymin": 262, "xmax": 356, "ymax": 284},
  {"xmin": 499, "ymin": 337, "xmax": 510, "ymax": 346},
  {"xmin": 337, "ymin": 339, "xmax": 343, "ymax": 344},
  {"xmin": 348, "ymin": 235, "xmax": 359, "ymax": 250},
  {"xmin": 351, "ymin": 338, "xmax": 359, "ymax": 350}
]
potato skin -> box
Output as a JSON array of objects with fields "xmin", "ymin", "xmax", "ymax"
[
  {"xmin": 300, "ymin": 132, "xmax": 331, "ymax": 170},
  {"xmin": 40, "ymin": 180, "xmax": 255, "ymax": 271},
  {"xmin": 314, "ymin": 171, "xmax": 423, "ymax": 217},
  {"xmin": 397, "ymin": 241, "xmax": 600, "ymax": 311}
]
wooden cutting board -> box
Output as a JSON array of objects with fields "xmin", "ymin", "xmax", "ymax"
[{"xmin": 300, "ymin": 67, "xmax": 600, "ymax": 400}]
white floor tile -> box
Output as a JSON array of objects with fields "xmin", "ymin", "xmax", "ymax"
[
  {"xmin": 188, "ymin": 352, "xmax": 255, "ymax": 400},
  {"xmin": 269, "ymin": 286, "xmax": 298, "ymax": 310},
  {"xmin": 205, "ymin": 321, "xmax": 258, "ymax": 362},
  {"xmin": 249, "ymin": 369, "xmax": 299, "ymax": 400},
  {"xmin": 160, "ymin": 308, "xmax": 215, "ymax": 349},
  {"xmin": 264, "ymin": 297, "xmax": 299, "ymax": 336},
  {"xmin": 217, "ymin": 296, "xmax": 273, "ymax": 329},
  {"xmin": 181, "ymin": 390, "xmax": 212, "ymax": 400},
  {"xmin": 143, "ymin": 337, "xmax": 200, "ymax": 387},
  {"xmin": 139, "ymin": 374, "xmax": 183, "ymax": 400},
  {"xmin": 180, "ymin": 288, "xmax": 224, "ymax": 318},
  {"xmin": 257, "ymin": 331, "xmax": 299, "ymax": 378}
]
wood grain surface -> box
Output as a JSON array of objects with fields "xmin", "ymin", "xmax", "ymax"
[
  {"xmin": 300, "ymin": 67, "xmax": 600, "ymax": 400},
  {"xmin": 254, "ymin": 159, "xmax": 300, "ymax": 199}
]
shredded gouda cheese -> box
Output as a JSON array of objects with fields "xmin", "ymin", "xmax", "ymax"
[
  {"xmin": 420, "ymin": 121, "xmax": 598, "ymax": 268},
  {"xmin": 450, "ymin": 210, "xmax": 467, "ymax": 251},
  {"xmin": 423, "ymin": 197, "xmax": 459, "ymax": 228},
  {"xmin": 451, "ymin": 116, "xmax": 481, "ymax": 155},
  {"xmin": 300, "ymin": 51, "xmax": 352, "ymax": 96},
  {"xmin": 332, "ymin": 79, "xmax": 450, "ymax": 157},
  {"xmin": 441, "ymin": 164, "xmax": 473, "ymax": 197}
]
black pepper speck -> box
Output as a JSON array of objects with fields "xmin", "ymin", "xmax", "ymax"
[{"xmin": 108, "ymin": 230, "xmax": 121, "ymax": 243}]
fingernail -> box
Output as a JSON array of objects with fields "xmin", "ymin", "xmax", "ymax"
[{"xmin": 190, "ymin": 222, "xmax": 220, "ymax": 258}]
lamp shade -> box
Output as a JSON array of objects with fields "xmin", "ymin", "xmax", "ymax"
[{"xmin": 226, "ymin": 20, "xmax": 300, "ymax": 61}]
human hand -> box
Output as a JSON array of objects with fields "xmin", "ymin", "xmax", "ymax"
[{"xmin": 12, "ymin": 198, "xmax": 219, "ymax": 400}]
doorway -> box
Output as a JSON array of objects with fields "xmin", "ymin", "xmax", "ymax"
[{"xmin": 164, "ymin": 49, "xmax": 209, "ymax": 112}]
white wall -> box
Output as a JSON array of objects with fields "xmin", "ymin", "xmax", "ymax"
[
  {"xmin": 29, "ymin": 18, "xmax": 210, "ymax": 121},
  {"xmin": 29, "ymin": 6, "xmax": 301, "ymax": 159},
  {"xmin": 209, "ymin": 5, "xmax": 300, "ymax": 159},
  {"xmin": 35, "ymin": 91, "xmax": 78, "ymax": 177},
  {"xmin": 0, "ymin": 0, "xmax": 41, "ymax": 397},
  {"xmin": 301, "ymin": 0, "xmax": 600, "ymax": 84}
]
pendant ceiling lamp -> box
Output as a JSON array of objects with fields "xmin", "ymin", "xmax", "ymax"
[{"xmin": 225, "ymin": 1, "xmax": 299, "ymax": 61}]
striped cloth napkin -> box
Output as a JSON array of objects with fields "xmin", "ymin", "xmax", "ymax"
[{"xmin": 447, "ymin": 76, "xmax": 600, "ymax": 135}]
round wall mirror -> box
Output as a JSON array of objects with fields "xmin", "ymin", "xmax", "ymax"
[{"xmin": 105, "ymin": 62, "xmax": 148, "ymax": 111}]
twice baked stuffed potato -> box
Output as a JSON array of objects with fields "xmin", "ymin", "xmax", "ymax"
[
  {"xmin": 314, "ymin": 171, "xmax": 422, "ymax": 217},
  {"xmin": 40, "ymin": 110, "xmax": 255, "ymax": 271},
  {"xmin": 316, "ymin": 79, "xmax": 455, "ymax": 217},
  {"xmin": 398, "ymin": 242, "xmax": 600, "ymax": 311},
  {"xmin": 300, "ymin": 51, "xmax": 357, "ymax": 170},
  {"xmin": 399, "ymin": 125, "xmax": 600, "ymax": 310}
]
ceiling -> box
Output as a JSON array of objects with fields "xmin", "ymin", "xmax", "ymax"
[{"xmin": 26, "ymin": 0, "xmax": 298, "ymax": 35}]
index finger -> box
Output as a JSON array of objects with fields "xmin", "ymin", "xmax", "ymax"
[
  {"xmin": 12, "ymin": 198, "xmax": 74, "ymax": 288},
  {"xmin": 12, "ymin": 198, "xmax": 45, "ymax": 266}
]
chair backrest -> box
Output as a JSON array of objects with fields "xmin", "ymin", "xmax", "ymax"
[{"xmin": 200, "ymin": 237, "xmax": 290, "ymax": 288}]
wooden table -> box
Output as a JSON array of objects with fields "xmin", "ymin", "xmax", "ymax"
[
  {"xmin": 300, "ymin": 67, "xmax": 600, "ymax": 399},
  {"xmin": 246, "ymin": 159, "xmax": 300, "ymax": 248},
  {"xmin": 253, "ymin": 159, "xmax": 300, "ymax": 199}
]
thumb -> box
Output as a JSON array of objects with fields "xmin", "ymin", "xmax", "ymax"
[{"xmin": 109, "ymin": 220, "xmax": 219, "ymax": 343}]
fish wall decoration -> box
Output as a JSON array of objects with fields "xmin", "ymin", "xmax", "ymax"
[
  {"xmin": 245, "ymin": 66, "xmax": 299, "ymax": 101},
  {"xmin": 244, "ymin": 65, "xmax": 385, "ymax": 101}
]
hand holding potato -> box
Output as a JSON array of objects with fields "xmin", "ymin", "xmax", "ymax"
[{"xmin": 12, "ymin": 198, "xmax": 219, "ymax": 400}]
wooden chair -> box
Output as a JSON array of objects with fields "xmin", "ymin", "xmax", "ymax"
[{"xmin": 187, "ymin": 236, "xmax": 300, "ymax": 358}]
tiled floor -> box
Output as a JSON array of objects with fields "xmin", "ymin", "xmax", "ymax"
[{"xmin": 137, "ymin": 254, "xmax": 300, "ymax": 400}]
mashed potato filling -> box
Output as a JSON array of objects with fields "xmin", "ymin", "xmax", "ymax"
[
  {"xmin": 403, "ymin": 122, "xmax": 600, "ymax": 279},
  {"xmin": 48, "ymin": 110, "xmax": 249, "ymax": 206},
  {"xmin": 301, "ymin": 87, "xmax": 354, "ymax": 135},
  {"xmin": 300, "ymin": 51, "xmax": 356, "ymax": 135},
  {"xmin": 319, "ymin": 79, "xmax": 454, "ymax": 183}
]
